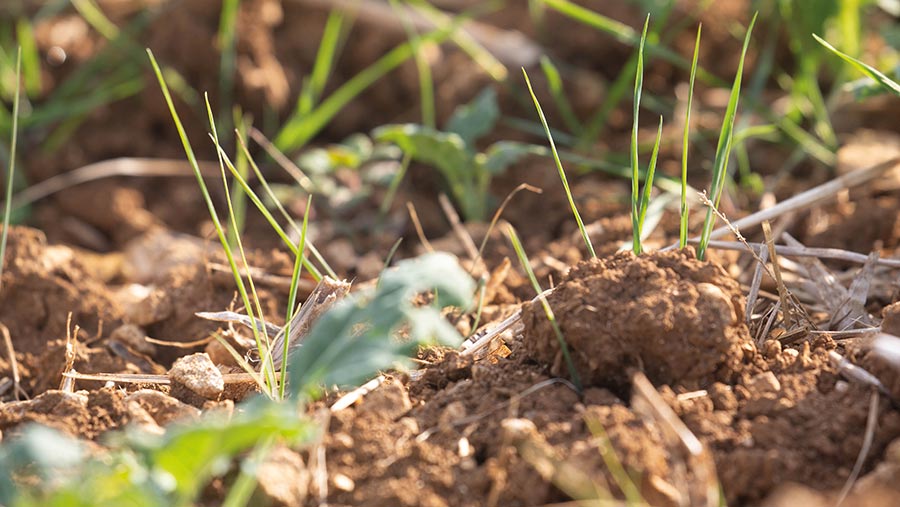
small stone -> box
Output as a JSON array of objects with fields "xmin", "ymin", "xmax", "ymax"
[
  {"xmin": 332, "ymin": 473, "xmax": 355, "ymax": 492},
  {"xmin": 746, "ymin": 371, "xmax": 781, "ymax": 395},
  {"xmin": 126, "ymin": 389, "xmax": 201, "ymax": 425},
  {"xmin": 168, "ymin": 353, "xmax": 224, "ymax": 401},
  {"xmin": 110, "ymin": 324, "xmax": 154, "ymax": 355}
]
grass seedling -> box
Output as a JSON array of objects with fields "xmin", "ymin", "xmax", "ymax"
[
  {"xmin": 506, "ymin": 224, "xmax": 582, "ymax": 392},
  {"xmin": 275, "ymin": 20, "xmax": 462, "ymax": 152},
  {"xmin": 0, "ymin": 48, "xmax": 20, "ymax": 296},
  {"xmin": 206, "ymin": 93, "xmax": 279, "ymax": 394},
  {"xmin": 630, "ymin": 16, "xmax": 648, "ymax": 255},
  {"xmin": 679, "ymin": 24, "xmax": 701, "ymax": 250},
  {"xmin": 279, "ymin": 195, "xmax": 311, "ymax": 400},
  {"xmin": 697, "ymin": 14, "xmax": 757, "ymax": 260},
  {"xmin": 522, "ymin": 68, "xmax": 596, "ymax": 259},
  {"xmin": 149, "ymin": 50, "xmax": 281, "ymax": 396},
  {"xmin": 216, "ymin": 0, "xmax": 240, "ymax": 143}
]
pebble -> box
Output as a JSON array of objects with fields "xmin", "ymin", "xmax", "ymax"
[{"xmin": 168, "ymin": 353, "xmax": 224, "ymax": 400}]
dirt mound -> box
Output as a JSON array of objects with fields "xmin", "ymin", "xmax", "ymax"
[{"xmin": 522, "ymin": 248, "xmax": 752, "ymax": 391}]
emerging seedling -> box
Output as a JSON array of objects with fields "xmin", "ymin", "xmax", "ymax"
[
  {"xmin": 522, "ymin": 69, "xmax": 597, "ymax": 259},
  {"xmin": 680, "ymin": 25, "xmax": 701, "ymax": 250},
  {"xmin": 697, "ymin": 14, "xmax": 757, "ymax": 260}
]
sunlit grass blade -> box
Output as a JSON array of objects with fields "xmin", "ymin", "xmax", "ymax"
[
  {"xmin": 275, "ymin": 21, "xmax": 461, "ymax": 152},
  {"xmin": 148, "ymin": 49, "xmax": 280, "ymax": 395},
  {"xmin": 630, "ymin": 15, "xmax": 649, "ymax": 255},
  {"xmin": 217, "ymin": 0, "xmax": 240, "ymax": 143},
  {"xmin": 539, "ymin": 56, "xmax": 582, "ymax": 135},
  {"xmin": 813, "ymin": 33, "xmax": 900, "ymax": 97},
  {"xmin": 390, "ymin": 0, "xmax": 435, "ymax": 128},
  {"xmin": 279, "ymin": 195, "xmax": 311, "ymax": 399},
  {"xmin": 299, "ymin": 9, "xmax": 346, "ymax": 115},
  {"xmin": 234, "ymin": 133, "xmax": 336, "ymax": 280},
  {"xmin": 680, "ymin": 24, "xmax": 701, "ymax": 250},
  {"xmin": 522, "ymin": 69, "xmax": 596, "ymax": 259},
  {"xmin": 226, "ymin": 108, "xmax": 250, "ymax": 248},
  {"xmin": 697, "ymin": 13, "xmax": 757, "ymax": 260},
  {"xmin": 206, "ymin": 94, "xmax": 277, "ymax": 394},
  {"xmin": 14, "ymin": 20, "xmax": 41, "ymax": 97},
  {"xmin": 638, "ymin": 116, "xmax": 663, "ymax": 235},
  {"xmin": 506, "ymin": 224, "xmax": 581, "ymax": 392},
  {"xmin": 0, "ymin": 48, "xmax": 21, "ymax": 296}
]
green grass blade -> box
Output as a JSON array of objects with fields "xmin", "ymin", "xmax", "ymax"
[
  {"xmin": 680, "ymin": 24, "xmax": 701, "ymax": 250},
  {"xmin": 148, "ymin": 49, "xmax": 278, "ymax": 396},
  {"xmin": 630, "ymin": 15, "xmax": 649, "ymax": 255},
  {"xmin": 279, "ymin": 196, "xmax": 311, "ymax": 400},
  {"xmin": 506, "ymin": 224, "xmax": 581, "ymax": 392},
  {"xmin": 697, "ymin": 14, "xmax": 757, "ymax": 260},
  {"xmin": 0, "ymin": 48, "xmax": 20, "ymax": 297},
  {"xmin": 217, "ymin": 139, "xmax": 331, "ymax": 281},
  {"xmin": 522, "ymin": 69, "xmax": 596, "ymax": 259},
  {"xmin": 226, "ymin": 108, "xmax": 249, "ymax": 248},
  {"xmin": 539, "ymin": 56, "xmax": 582, "ymax": 135},
  {"xmin": 299, "ymin": 9, "xmax": 346, "ymax": 115},
  {"xmin": 813, "ymin": 33, "xmax": 900, "ymax": 97},
  {"xmin": 390, "ymin": 0, "xmax": 435, "ymax": 128},
  {"xmin": 638, "ymin": 115, "xmax": 663, "ymax": 234},
  {"xmin": 217, "ymin": 0, "xmax": 240, "ymax": 143},
  {"xmin": 206, "ymin": 95, "xmax": 276, "ymax": 393},
  {"xmin": 276, "ymin": 23, "xmax": 459, "ymax": 152},
  {"xmin": 235, "ymin": 134, "xmax": 334, "ymax": 280},
  {"xmin": 14, "ymin": 20, "xmax": 41, "ymax": 97}
]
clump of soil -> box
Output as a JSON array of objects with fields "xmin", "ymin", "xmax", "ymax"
[{"xmin": 522, "ymin": 248, "xmax": 752, "ymax": 391}]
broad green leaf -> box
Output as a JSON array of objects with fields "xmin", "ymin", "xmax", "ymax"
[
  {"xmin": 478, "ymin": 141, "xmax": 541, "ymax": 175},
  {"xmin": 445, "ymin": 87, "xmax": 499, "ymax": 145},
  {"xmin": 288, "ymin": 252, "xmax": 474, "ymax": 398}
]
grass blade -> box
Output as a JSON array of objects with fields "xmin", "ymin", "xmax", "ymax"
[
  {"xmin": 390, "ymin": 0, "xmax": 435, "ymax": 128},
  {"xmin": 279, "ymin": 196, "xmax": 311, "ymax": 400},
  {"xmin": 506, "ymin": 224, "xmax": 581, "ymax": 391},
  {"xmin": 148, "ymin": 49, "xmax": 279, "ymax": 395},
  {"xmin": 522, "ymin": 69, "xmax": 596, "ymax": 259},
  {"xmin": 813, "ymin": 33, "xmax": 900, "ymax": 97},
  {"xmin": 276, "ymin": 22, "xmax": 460, "ymax": 152},
  {"xmin": 680, "ymin": 24, "xmax": 701, "ymax": 250},
  {"xmin": 630, "ymin": 15, "xmax": 649, "ymax": 255},
  {"xmin": 539, "ymin": 56, "xmax": 582, "ymax": 135},
  {"xmin": 299, "ymin": 9, "xmax": 346, "ymax": 115},
  {"xmin": 0, "ymin": 48, "xmax": 20, "ymax": 297},
  {"xmin": 638, "ymin": 116, "xmax": 663, "ymax": 235},
  {"xmin": 697, "ymin": 13, "xmax": 758, "ymax": 260}
]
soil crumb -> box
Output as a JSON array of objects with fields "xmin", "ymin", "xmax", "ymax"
[{"xmin": 522, "ymin": 248, "xmax": 752, "ymax": 391}]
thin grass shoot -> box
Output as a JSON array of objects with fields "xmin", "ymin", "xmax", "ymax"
[
  {"xmin": 680, "ymin": 24, "xmax": 701, "ymax": 250},
  {"xmin": 506, "ymin": 224, "xmax": 582, "ymax": 391},
  {"xmin": 697, "ymin": 13, "xmax": 757, "ymax": 260},
  {"xmin": 522, "ymin": 68, "xmax": 596, "ymax": 259}
]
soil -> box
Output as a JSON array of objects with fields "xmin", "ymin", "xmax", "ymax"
[{"xmin": 4, "ymin": 1, "xmax": 900, "ymax": 506}]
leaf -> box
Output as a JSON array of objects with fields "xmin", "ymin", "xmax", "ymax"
[
  {"xmin": 373, "ymin": 124, "xmax": 478, "ymax": 216},
  {"xmin": 287, "ymin": 252, "xmax": 474, "ymax": 398},
  {"xmin": 445, "ymin": 87, "xmax": 499, "ymax": 146},
  {"xmin": 814, "ymin": 33, "xmax": 900, "ymax": 97},
  {"xmin": 478, "ymin": 141, "xmax": 541, "ymax": 175}
]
